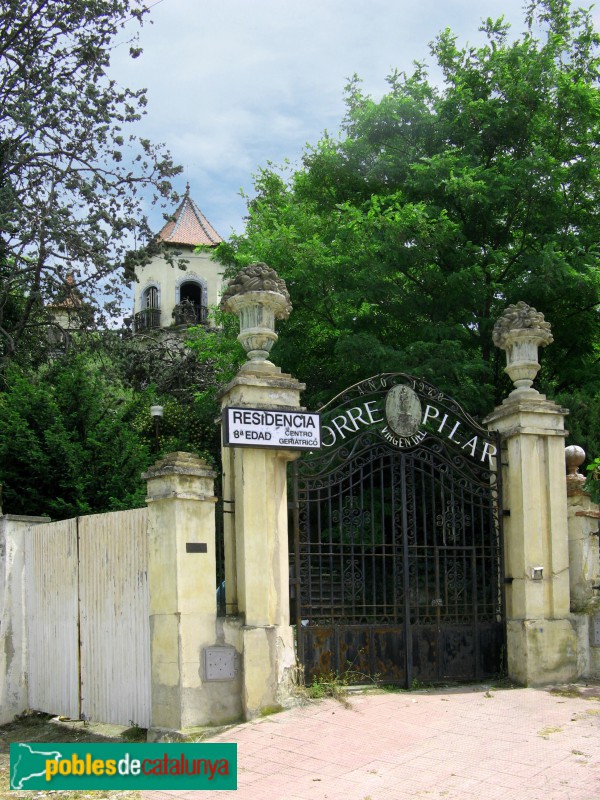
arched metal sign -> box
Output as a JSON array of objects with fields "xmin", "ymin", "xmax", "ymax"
[
  {"xmin": 318, "ymin": 372, "xmax": 498, "ymax": 464},
  {"xmin": 290, "ymin": 373, "xmax": 505, "ymax": 687}
]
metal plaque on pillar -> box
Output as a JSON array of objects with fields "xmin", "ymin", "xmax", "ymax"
[{"xmin": 204, "ymin": 646, "xmax": 238, "ymax": 681}]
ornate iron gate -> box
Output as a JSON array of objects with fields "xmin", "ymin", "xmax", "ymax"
[{"xmin": 291, "ymin": 374, "xmax": 505, "ymax": 687}]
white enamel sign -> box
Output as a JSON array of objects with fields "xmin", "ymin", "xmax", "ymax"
[{"xmin": 223, "ymin": 407, "xmax": 321, "ymax": 450}]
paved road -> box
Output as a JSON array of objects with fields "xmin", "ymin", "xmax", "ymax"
[{"xmin": 143, "ymin": 683, "xmax": 600, "ymax": 800}]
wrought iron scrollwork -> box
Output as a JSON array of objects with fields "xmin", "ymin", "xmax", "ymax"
[{"xmin": 291, "ymin": 374, "xmax": 505, "ymax": 687}]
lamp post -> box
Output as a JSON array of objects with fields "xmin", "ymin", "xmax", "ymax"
[{"xmin": 150, "ymin": 405, "xmax": 163, "ymax": 452}]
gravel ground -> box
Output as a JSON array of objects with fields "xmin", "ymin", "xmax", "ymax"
[{"xmin": 0, "ymin": 711, "xmax": 143, "ymax": 800}]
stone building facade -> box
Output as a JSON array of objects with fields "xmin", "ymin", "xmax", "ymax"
[{"xmin": 132, "ymin": 187, "xmax": 224, "ymax": 333}]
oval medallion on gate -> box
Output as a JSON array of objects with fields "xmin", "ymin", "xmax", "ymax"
[{"xmin": 385, "ymin": 384, "xmax": 422, "ymax": 437}]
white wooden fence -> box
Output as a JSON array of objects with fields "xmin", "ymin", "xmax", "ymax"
[{"xmin": 25, "ymin": 509, "xmax": 150, "ymax": 727}]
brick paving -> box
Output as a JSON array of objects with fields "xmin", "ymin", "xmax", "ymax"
[{"xmin": 143, "ymin": 683, "xmax": 600, "ymax": 800}]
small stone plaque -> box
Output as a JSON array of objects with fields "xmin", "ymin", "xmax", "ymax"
[
  {"xmin": 204, "ymin": 646, "xmax": 237, "ymax": 680},
  {"xmin": 186, "ymin": 542, "xmax": 207, "ymax": 553},
  {"xmin": 592, "ymin": 616, "xmax": 600, "ymax": 647}
]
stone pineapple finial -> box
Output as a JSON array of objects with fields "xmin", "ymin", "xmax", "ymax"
[
  {"xmin": 492, "ymin": 301, "xmax": 553, "ymax": 395},
  {"xmin": 220, "ymin": 262, "xmax": 291, "ymax": 373}
]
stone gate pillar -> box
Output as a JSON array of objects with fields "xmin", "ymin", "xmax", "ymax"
[
  {"xmin": 485, "ymin": 302, "xmax": 577, "ymax": 685},
  {"xmin": 144, "ymin": 452, "xmax": 241, "ymax": 735},
  {"xmin": 219, "ymin": 263, "xmax": 303, "ymax": 719},
  {"xmin": 565, "ymin": 447, "xmax": 600, "ymax": 611},
  {"xmin": 565, "ymin": 446, "xmax": 600, "ymax": 678}
]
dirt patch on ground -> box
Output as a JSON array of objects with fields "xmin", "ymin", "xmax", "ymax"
[
  {"xmin": 0, "ymin": 711, "xmax": 143, "ymax": 800},
  {"xmin": 549, "ymin": 683, "xmax": 600, "ymax": 701}
]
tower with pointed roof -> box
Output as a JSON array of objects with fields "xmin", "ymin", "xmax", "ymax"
[{"xmin": 132, "ymin": 188, "xmax": 224, "ymax": 332}]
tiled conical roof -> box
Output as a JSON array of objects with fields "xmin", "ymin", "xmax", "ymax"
[
  {"xmin": 47, "ymin": 273, "xmax": 84, "ymax": 309},
  {"xmin": 157, "ymin": 189, "xmax": 222, "ymax": 247}
]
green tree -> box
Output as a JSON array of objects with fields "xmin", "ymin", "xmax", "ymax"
[
  {"xmin": 0, "ymin": 354, "xmax": 153, "ymax": 518},
  {"xmin": 92, "ymin": 315, "xmax": 244, "ymax": 465},
  {"xmin": 0, "ymin": 0, "xmax": 180, "ymax": 368},
  {"xmin": 0, "ymin": 328, "xmax": 236, "ymax": 519},
  {"xmin": 217, "ymin": 0, "xmax": 600, "ymax": 423},
  {"xmin": 184, "ymin": 310, "xmax": 246, "ymax": 458}
]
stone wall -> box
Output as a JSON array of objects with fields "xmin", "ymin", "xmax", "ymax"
[{"xmin": 565, "ymin": 449, "xmax": 600, "ymax": 680}]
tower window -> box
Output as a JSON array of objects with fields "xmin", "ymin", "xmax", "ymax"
[
  {"xmin": 174, "ymin": 280, "xmax": 207, "ymax": 325},
  {"xmin": 134, "ymin": 285, "xmax": 161, "ymax": 332},
  {"xmin": 144, "ymin": 286, "xmax": 159, "ymax": 309},
  {"xmin": 179, "ymin": 281, "xmax": 202, "ymax": 307}
]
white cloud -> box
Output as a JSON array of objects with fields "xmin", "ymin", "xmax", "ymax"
[{"xmin": 110, "ymin": 0, "xmax": 542, "ymax": 236}]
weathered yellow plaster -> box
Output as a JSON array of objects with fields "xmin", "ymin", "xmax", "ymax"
[
  {"xmin": 220, "ymin": 369, "xmax": 304, "ymax": 719},
  {"xmin": 145, "ymin": 453, "xmax": 243, "ymax": 732},
  {"xmin": 486, "ymin": 395, "xmax": 576, "ymax": 684}
]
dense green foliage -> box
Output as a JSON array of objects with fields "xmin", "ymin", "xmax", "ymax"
[
  {"xmin": 0, "ymin": 0, "xmax": 180, "ymax": 369},
  {"xmin": 217, "ymin": 0, "xmax": 600, "ymax": 447},
  {"xmin": 185, "ymin": 309, "xmax": 246, "ymax": 436},
  {"xmin": 584, "ymin": 455, "xmax": 600, "ymax": 502},
  {"xmin": 119, "ymin": 319, "xmax": 243, "ymax": 467},
  {"xmin": 0, "ymin": 331, "xmax": 228, "ymax": 519},
  {"xmin": 0, "ymin": 355, "xmax": 151, "ymax": 518}
]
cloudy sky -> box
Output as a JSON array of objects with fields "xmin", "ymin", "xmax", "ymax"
[{"xmin": 110, "ymin": 0, "xmax": 548, "ymax": 239}]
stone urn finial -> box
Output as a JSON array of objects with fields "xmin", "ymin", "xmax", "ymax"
[
  {"xmin": 565, "ymin": 445, "xmax": 587, "ymax": 496},
  {"xmin": 220, "ymin": 262, "xmax": 292, "ymax": 373},
  {"xmin": 492, "ymin": 301, "xmax": 553, "ymax": 395}
]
